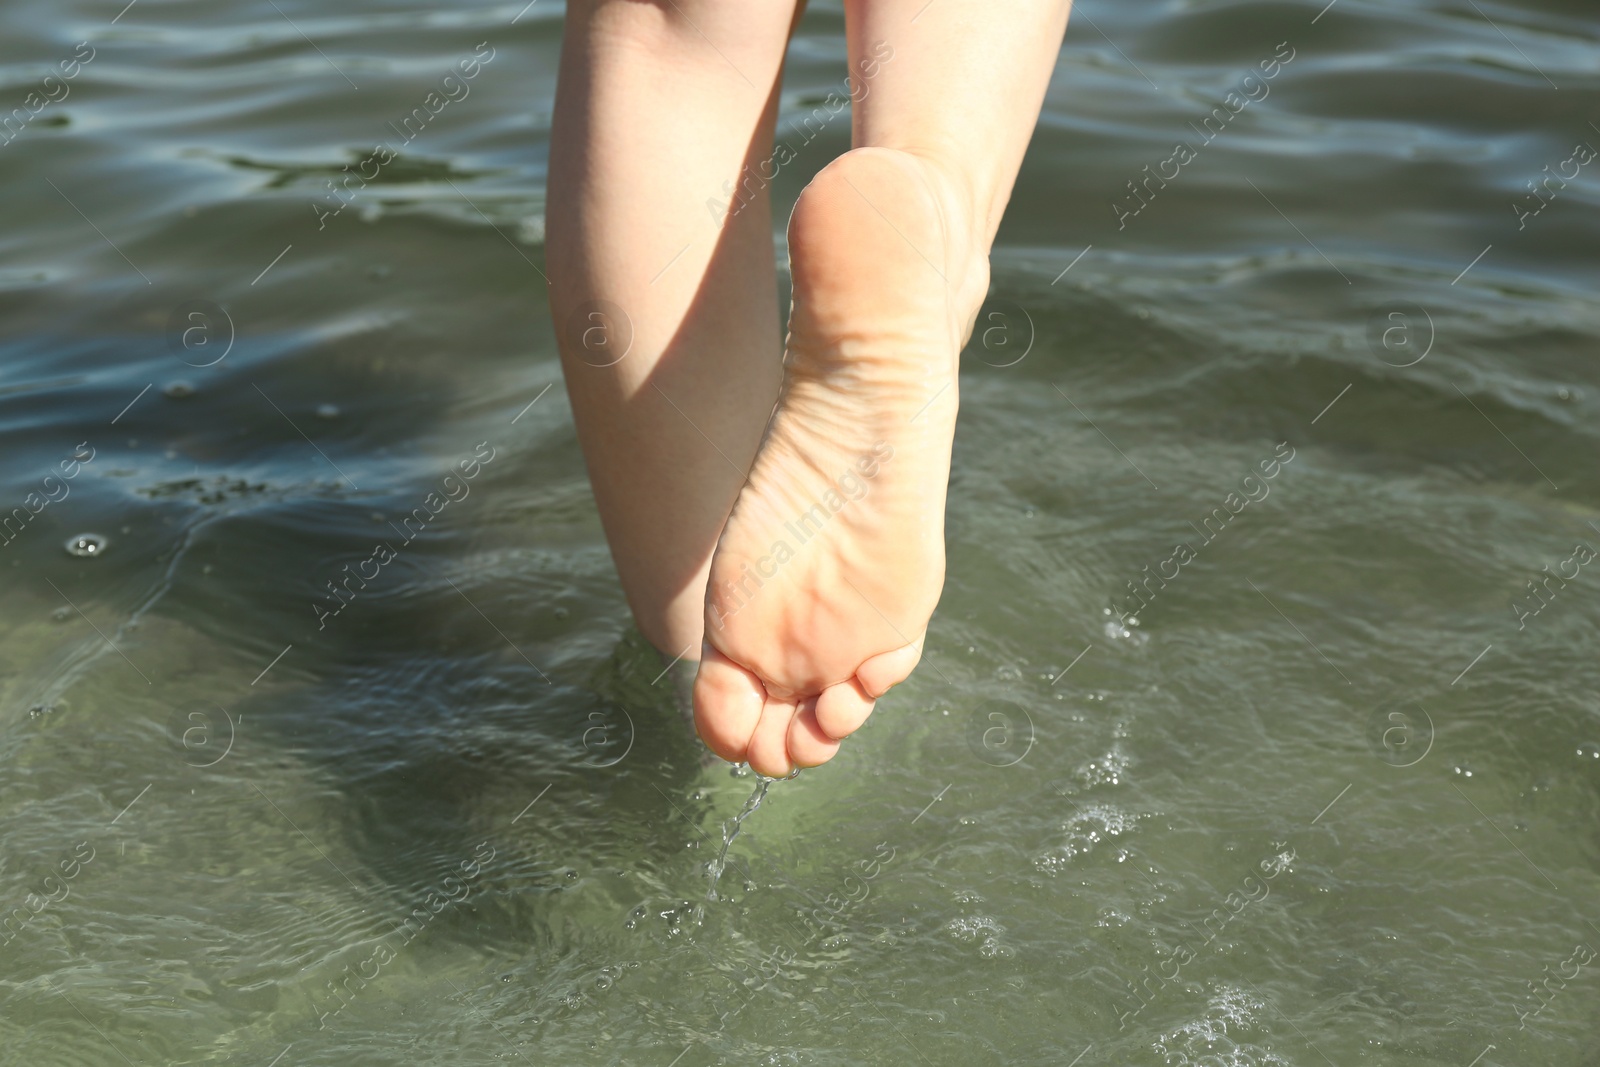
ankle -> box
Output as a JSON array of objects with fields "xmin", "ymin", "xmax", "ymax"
[{"xmin": 884, "ymin": 148, "xmax": 993, "ymax": 332}]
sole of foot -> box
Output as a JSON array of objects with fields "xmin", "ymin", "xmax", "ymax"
[{"xmin": 691, "ymin": 145, "xmax": 988, "ymax": 777}]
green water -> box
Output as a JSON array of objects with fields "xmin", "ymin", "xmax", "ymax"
[{"xmin": 2, "ymin": 0, "xmax": 1599, "ymax": 1064}]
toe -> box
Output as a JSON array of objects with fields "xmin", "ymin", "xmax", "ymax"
[
  {"xmin": 746, "ymin": 697, "xmax": 798, "ymax": 778},
  {"xmin": 815, "ymin": 678, "xmax": 876, "ymax": 740},
  {"xmin": 693, "ymin": 644, "xmax": 766, "ymax": 764},
  {"xmin": 788, "ymin": 704, "xmax": 842, "ymax": 767},
  {"xmin": 856, "ymin": 638, "xmax": 924, "ymax": 699}
]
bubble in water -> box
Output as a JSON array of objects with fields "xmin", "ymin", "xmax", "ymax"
[
  {"xmin": 1259, "ymin": 847, "xmax": 1295, "ymax": 878},
  {"xmin": 64, "ymin": 533, "xmax": 108, "ymax": 558},
  {"xmin": 1103, "ymin": 614, "xmax": 1148, "ymax": 644},
  {"xmin": 1076, "ymin": 746, "xmax": 1130, "ymax": 787},
  {"xmin": 316, "ymin": 403, "xmax": 341, "ymax": 419},
  {"xmin": 163, "ymin": 380, "xmax": 195, "ymax": 398},
  {"xmin": 1577, "ymin": 742, "xmax": 1600, "ymax": 760},
  {"xmin": 945, "ymin": 915, "xmax": 1014, "ymax": 957},
  {"xmin": 1035, "ymin": 804, "xmax": 1141, "ymax": 873}
]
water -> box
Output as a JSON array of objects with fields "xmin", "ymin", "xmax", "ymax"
[
  {"xmin": 2, "ymin": 0, "xmax": 1598, "ymax": 1064},
  {"xmin": 707, "ymin": 774, "xmax": 779, "ymax": 902}
]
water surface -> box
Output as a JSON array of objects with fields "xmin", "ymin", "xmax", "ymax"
[{"xmin": 2, "ymin": 0, "xmax": 1599, "ymax": 1064}]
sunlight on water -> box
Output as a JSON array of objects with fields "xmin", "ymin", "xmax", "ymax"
[{"xmin": 1, "ymin": 0, "xmax": 1598, "ymax": 1064}]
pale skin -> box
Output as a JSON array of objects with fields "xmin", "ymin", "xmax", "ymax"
[{"xmin": 547, "ymin": 0, "xmax": 1073, "ymax": 777}]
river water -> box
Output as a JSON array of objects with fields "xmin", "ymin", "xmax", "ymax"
[{"xmin": 2, "ymin": 0, "xmax": 1598, "ymax": 1064}]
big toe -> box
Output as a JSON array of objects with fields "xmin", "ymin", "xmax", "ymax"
[{"xmin": 693, "ymin": 645, "xmax": 765, "ymax": 763}]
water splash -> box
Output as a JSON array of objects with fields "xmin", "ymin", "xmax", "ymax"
[{"xmin": 706, "ymin": 767, "xmax": 797, "ymax": 900}]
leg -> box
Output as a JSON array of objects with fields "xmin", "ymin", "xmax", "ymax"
[
  {"xmin": 693, "ymin": 0, "xmax": 1073, "ymax": 775},
  {"xmin": 546, "ymin": 0, "xmax": 802, "ymax": 658}
]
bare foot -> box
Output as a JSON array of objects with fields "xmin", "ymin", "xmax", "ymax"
[{"xmin": 692, "ymin": 146, "xmax": 988, "ymax": 777}]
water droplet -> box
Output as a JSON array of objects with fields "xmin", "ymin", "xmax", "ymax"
[
  {"xmin": 316, "ymin": 403, "xmax": 341, "ymax": 419},
  {"xmin": 64, "ymin": 533, "xmax": 108, "ymax": 558},
  {"xmin": 708, "ymin": 777, "xmax": 775, "ymax": 899},
  {"xmin": 163, "ymin": 381, "xmax": 195, "ymax": 398}
]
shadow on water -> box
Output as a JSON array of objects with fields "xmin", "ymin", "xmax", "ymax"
[{"xmin": 0, "ymin": 208, "xmax": 733, "ymax": 987}]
